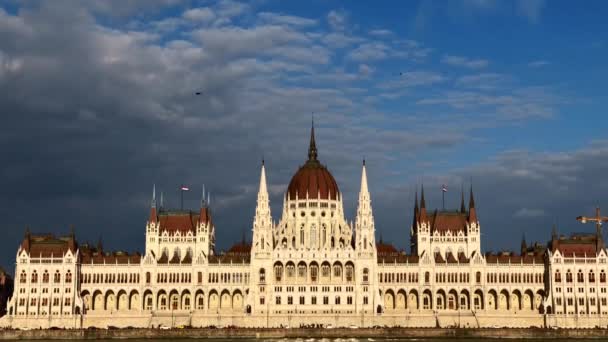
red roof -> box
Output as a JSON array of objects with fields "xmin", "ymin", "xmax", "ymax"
[
  {"xmin": 287, "ymin": 161, "xmax": 339, "ymax": 200},
  {"xmin": 429, "ymin": 211, "xmax": 468, "ymax": 233},
  {"xmin": 550, "ymin": 233, "xmax": 601, "ymax": 257},
  {"xmin": 20, "ymin": 233, "xmax": 76, "ymax": 258},
  {"xmin": 158, "ymin": 211, "xmax": 200, "ymax": 234}
]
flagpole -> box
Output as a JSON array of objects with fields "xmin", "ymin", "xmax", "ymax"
[
  {"xmin": 442, "ymin": 190, "xmax": 445, "ymax": 210},
  {"xmin": 181, "ymin": 185, "xmax": 184, "ymax": 210}
]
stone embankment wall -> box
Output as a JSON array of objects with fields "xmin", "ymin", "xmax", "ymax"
[{"xmin": 2, "ymin": 328, "xmax": 608, "ymax": 340}]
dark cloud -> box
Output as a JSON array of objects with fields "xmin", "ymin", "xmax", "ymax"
[{"xmin": 0, "ymin": 1, "xmax": 580, "ymax": 274}]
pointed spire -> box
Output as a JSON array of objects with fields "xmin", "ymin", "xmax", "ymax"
[
  {"xmin": 149, "ymin": 184, "xmax": 157, "ymax": 223},
  {"xmin": 359, "ymin": 159, "xmax": 369, "ymax": 195},
  {"xmin": 413, "ymin": 189, "xmax": 420, "ymax": 227},
  {"xmin": 552, "ymin": 223, "xmax": 558, "ymax": 240},
  {"xmin": 420, "ymin": 184, "xmax": 426, "ymax": 208},
  {"xmin": 469, "ymin": 184, "xmax": 475, "ymax": 209},
  {"xmin": 419, "ymin": 184, "xmax": 428, "ymax": 222},
  {"xmin": 201, "ymin": 185, "xmax": 206, "ymax": 208},
  {"xmin": 468, "ymin": 184, "xmax": 477, "ymax": 222},
  {"xmin": 521, "ymin": 233, "xmax": 527, "ymax": 255},
  {"xmin": 460, "ymin": 184, "xmax": 466, "ymax": 213},
  {"xmin": 308, "ymin": 116, "xmax": 318, "ymax": 161},
  {"xmin": 151, "ymin": 184, "xmax": 156, "ymax": 208}
]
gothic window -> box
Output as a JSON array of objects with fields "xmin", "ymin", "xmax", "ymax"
[
  {"xmin": 66, "ymin": 270, "xmax": 72, "ymax": 283},
  {"xmin": 31, "ymin": 271, "xmax": 38, "ymax": 283},
  {"xmin": 363, "ymin": 268, "xmax": 369, "ymax": 282},
  {"xmin": 274, "ymin": 264, "xmax": 283, "ymax": 282},
  {"xmin": 310, "ymin": 224, "xmax": 317, "ymax": 248},
  {"xmin": 345, "ymin": 265, "xmax": 354, "ymax": 282},
  {"xmin": 589, "ymin": 271, "xmax": 595, "ymax": 283},
  {"xmin": 19, "ymin": 271, "xmax": 26, "ymax": 283},
  {"xmin": 577, "ymin": 270, "xmax": 584, "ymax": 283},
  {"xmin": 146, "ymin": 272, "xmax": 151, "ymax": 284},
  {"xmin": 298, "ymin": 264, "xmax": 307, "ymax": 278},
  {"xmin": 424, "ymin": 272, "xmax": 430, "ymax": 283},
  {"xmin": 476, "ymin": 271, "xmax": 481, "ymax": 283},
  {"xmin": 261, "ymin": 237, "xmax": 265, "ymax": 250},
  {"xmin": 42, "ymin": 270, "xmax": 49, "ymax": 283},
  {"xmin": 300, "ymin": 224, "xmax": 305, "ymax": 246},
  {"xmin": 566, "ymin": 270, "xmax": 573, "ymax": 283},
  {"xmin": 322, "ymin": 265, "xmax": 330, "ymax": 278},
  {"xmin": 310, "ymin": 265, "xmax": 318, "ymax": 282},
  {"xmin": 555, "ymin": 270, "xmax": 561, "ymax": 282},
  {"xmin": 333, "ymin": 265, "xmax": 342, "ymax": 278},
  {"xmin": 259, "ymin": 268, "xmax": 266, "ymax": 283},
  {"xmin": 364, "ymin": 237, "xmax": 367, "ymax": 249},
  {"xmin": 322, "ymin": 224, "xmax": 327, "ymax": 247},
  {"xmin": 601, "ymin": 270, "xmax": 606, "ymax": 283}
]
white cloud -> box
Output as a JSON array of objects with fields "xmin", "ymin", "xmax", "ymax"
[
  {"xmin": 358, "ymin": 64, "xmax": 374, "ymax": 76},
  {"xmin": 441, "ymin": 54, "xmax": 488, "ymax": 69},
  {"xmin": 347, "ymin": 42, "xmax": 389, "ymax": 61},
  {"xmin": 258, "ymin": 12, "xmax": 317, "ymax": 27},
  {"xmin": 327, "ymin": 10, "xmax": 347, "ymax": 31},
  {"xmin": 183, "ymin": 7, "xmax": 215, "ymax": 23}
]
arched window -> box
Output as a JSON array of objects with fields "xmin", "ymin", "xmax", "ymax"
[
  {"xmin": 555, "ymin": 270, "xmax": 561, "ymax": 282},
  {"xmin": 364, "ymin": 237, "xmax": 367, "ymax": 250},
  {"xmin": 42, "ymin": 270, "xmax": 49, "ymax": 283},
  {"xmin": 19, "ymin": 271, "xmax": 26, "ymax": 283},
  {"xmin": 566, "ymin": 270, "xmax": 572, "ymax": 283},
  {"xmin": 476, "ymin": 271, "xmax": 481, "ymax": 283},
  {"xmin": 54, "ymin": 270, "xmax": 61, "ymax": 283},
  {"xmin": 333, "ymin": 265, "xmax": 342, "ymax": 278},
  {"xmin": 424, "ymin": 272, "xmax": 430, "ymax": 283},
  {"xmin": 261, "ymin": 237, "xmax": 265, "ymax": 250},
  {"xmin": 362, "ymin": 268, "xmax": 369, "ymax": 282},
  {"xmin": 577, "ymin": 270, "xmax": 584, "ymax": 282},
  {"xmin": 601, "ymin": 270, "xmax": 606, "ymax": 283},
  {"xmin": 66, "ymin": 270, "xmax": 72, "ymax": 283},
  {"xmin": 345, "ymin": 264, "xmax": 354, "ymax": 282},
  {"xmin": 310, "ymin": 224, "xmax": 317, "ymax": 249},
  {"xmin": 589, "ymin": 271, "xmax": 596, "ymax": 283},
  {"xmin": 31, "ymin": 271, "xmax": 38, "ymax": 283},
  {"xmin": 146, "ymin": 272, "xmax": 151, "ymax": 284},
  {"xmin": 274, "ymin": 264, "xmax": 283, "ymax": 282},
  {"xmin": 259, "ymin": 268, "xmax": 266, "ymax": 283}
]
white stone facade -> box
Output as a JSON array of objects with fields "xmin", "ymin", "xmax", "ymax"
[{"xmin": 2, "ymin": 129, "xmax": 608, "ymax": 329}]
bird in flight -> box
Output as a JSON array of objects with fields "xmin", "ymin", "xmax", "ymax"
[{"xmin": 195, "ymin": 91, "xmax": 202, "ymax": 95}]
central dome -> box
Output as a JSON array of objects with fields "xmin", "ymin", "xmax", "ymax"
[{"xmin": 287, "ymin": 123, "xmax": 340, "ymax": 200}]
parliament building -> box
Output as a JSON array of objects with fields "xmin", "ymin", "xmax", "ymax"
[{"xmin": 1, "ymin": 126, "xmax": 607, "ymax": 329}]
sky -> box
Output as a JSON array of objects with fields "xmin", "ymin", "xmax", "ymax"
[{"xmin": 1, "ymin": 0, "xmax": 608, "ymax": 273}]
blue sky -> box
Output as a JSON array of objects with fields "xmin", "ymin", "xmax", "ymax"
[{"xmin": 0, "ymin": 0, "xmax": 607, "ymax": 272}]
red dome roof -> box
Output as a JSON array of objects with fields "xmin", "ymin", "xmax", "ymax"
[
  {"xmin": 287, "ymin": 161, "xmax": 339, "ymax": 200},
  {"xmin": 287, "ymin": 122, "xmax": 340, "ymax": 200}
]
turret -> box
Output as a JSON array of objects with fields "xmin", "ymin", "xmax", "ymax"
[
  {"xmin": 149, "ymin": 184, "xmax": 157, "ymax": 223},
  {"xmin": 252, "ymin": 160, "xmax": 273, "ymax": 253},
  {"xmin": 468, "ymin": 185, "xmax": 477, "ymax": 223},
  {"xmin": 355, "ymin": 159, "xmax": 375, "ymax": 252}
]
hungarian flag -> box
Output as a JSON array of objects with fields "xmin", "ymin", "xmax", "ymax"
[
  {"xmin": 180, "ymin": 185, "xmax": 190, "ymax": 191},
  {"xmin": 441, "ymin": 184, "xmax": 448, "ymax": 192}
]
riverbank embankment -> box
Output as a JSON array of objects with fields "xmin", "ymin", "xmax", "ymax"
[{"xmin": 2, "ymin": 327, "xmax": 608, "ymax": 340}]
